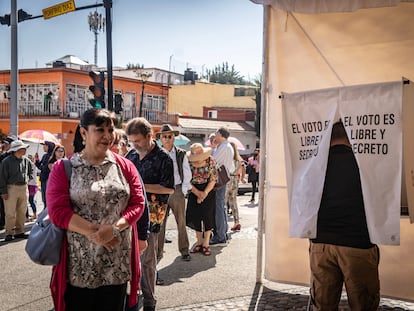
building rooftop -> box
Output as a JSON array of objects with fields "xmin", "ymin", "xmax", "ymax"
[{"xmin": 178, "ymin": 117, "xmax": 255, "ymax": 134}]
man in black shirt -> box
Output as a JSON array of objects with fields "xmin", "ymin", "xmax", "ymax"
[
  {"xmin": 310, "ymin": 121, "xmax": 380, "ymax": 311},
  {"xmin": 126, "ymin": 118, "xmax": 174, "ymax": 311}
]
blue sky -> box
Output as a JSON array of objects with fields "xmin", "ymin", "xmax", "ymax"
[{"xmin": 0, "ymin": 0, "xmax": 263, "ymax": 80}]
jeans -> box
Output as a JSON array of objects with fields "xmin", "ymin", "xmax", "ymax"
[
  {"xmin": 26, "ymin": 194, "xmax": 37, "ymax": 218},
  {"xmin": 212, "ymin": 184, "xmax": 228, "ymax": 242},
  {"xmin": 40, "ymin": 180, "xmax": 47, "ymax": 208}
]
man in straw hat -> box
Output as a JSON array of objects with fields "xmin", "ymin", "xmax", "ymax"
[
  {"xmin": 156, "ymin": 124, "xmax": 192, "ymax": 262},
  {"xmin": 0, "ymin": 140, "xmax": 33, "ymax": 241},
  {"xmin": 125, "ymin": 118, "xmax": 174, "ymax": 311}
]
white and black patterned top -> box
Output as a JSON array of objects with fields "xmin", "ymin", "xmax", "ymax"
[{"xmin": 66, "ymin": 152, "xmax": 131, "ymax": 288}]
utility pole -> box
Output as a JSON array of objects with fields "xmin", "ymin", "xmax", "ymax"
[
  {"xmin": 10, "ymin": 0, "xmax": 18, "ymax": 136},
  {"xmin": 103, "ymin": 0, "xmax": 113, "ymax": 111}
]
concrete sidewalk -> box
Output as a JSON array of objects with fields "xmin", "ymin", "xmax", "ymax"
[
  {"xmin": 1, "ymin": 193, "xmax": 414, "ymax": 310},
  {"xmin": 154, "ymin": 194, "xmax": 414, "ymax": 311}
]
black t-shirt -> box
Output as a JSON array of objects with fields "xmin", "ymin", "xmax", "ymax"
[{"xmin": 312, "ymin": 144, "xmax": 374, "ymax": 249}]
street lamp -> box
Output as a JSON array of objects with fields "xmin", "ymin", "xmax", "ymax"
[
  {"xmin": 87, "ymin": 10, "xmax": 105, "ymax": 66},
  {"xmin": 139, "ymin": 72, "xmax": 151, "ymax": 117},
  {"xmin": 168, "ymin": 54, "xmax": 173, "ymax": 87}
]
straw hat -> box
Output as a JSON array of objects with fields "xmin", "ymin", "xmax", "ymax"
[
  {"xmin": 9, "ymin": 140, "xmax": 29, "ymax": 152},
  {"xmin": 155, "ymin": 124, "xmax": 179, "ymax": 139},
  {"xmin": 187, "ymin": 143, "xmax": 212, "ymax": 162}
]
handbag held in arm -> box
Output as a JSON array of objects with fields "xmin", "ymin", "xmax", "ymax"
[
  {"xmin": 25, "ymin": 159, "xmax": 72, "ymax": 265},
  {"xmin": 215, "ymin": 164, "xmax": 230, "ymax": 189}
]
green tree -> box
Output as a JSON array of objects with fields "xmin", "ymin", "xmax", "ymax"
[
  {"xmin": 206, "ymin": 62, "xmax": 247, "ymax": 85},
  {"xmin": 126, "ymin": 63, "xmax": 144, "ymax": 69},
  {"xmin": 252, "ymin": 74, "xmax": 262, "ymax": 138}
]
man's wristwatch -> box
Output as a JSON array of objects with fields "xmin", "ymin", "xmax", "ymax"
[{"xmin": 112, "ymin": 225, "xmax": 121, "ymax": 238}]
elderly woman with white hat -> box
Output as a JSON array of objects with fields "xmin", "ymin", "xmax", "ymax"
[
  {"xmin": 0, "ymin": 140, "xmax": 33, "ymax": 241},
  {"xmin": 186, "ymin": 143, "xmax": 218, "ymax": 256}
]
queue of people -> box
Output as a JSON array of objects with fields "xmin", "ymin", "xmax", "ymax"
[{"xmin": 0, "ymin": 109, "xmax": 259, "ymax": 311}]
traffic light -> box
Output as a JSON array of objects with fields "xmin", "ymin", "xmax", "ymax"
[
  {"xmin": 0, "ymin": 14, "xmax": 10, "ymax": 26},
  {"xmin": 18, "ymin": 9, "xmax": 32, "ymax": 22},
  {"xmin": 114, "ymin": 94, "xmax": 123, "ymax": 114},
  {"xmin": 0, "ymin": 10, "xmax": 31, "ymax": 26},
  {"xmin": 89, "ymin": 71, "xmax": 105, "ymax": 108}
]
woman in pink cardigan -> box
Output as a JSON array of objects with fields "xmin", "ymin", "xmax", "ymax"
[{"xmin": 47, "ymin": 108, "xmax": 145, "ymax": 311}]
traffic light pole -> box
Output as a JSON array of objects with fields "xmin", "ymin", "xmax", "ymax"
[
  {"xmin": 10, "ymin": 0, "xmax": 18, "ymax": 136},
  {"xmin": 104, "ymin": 0, "xmax": 113, "ymax": 112}
]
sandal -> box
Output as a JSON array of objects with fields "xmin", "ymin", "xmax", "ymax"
[
  {"xmin": 190, "ymin": 244, "xmax": 203, "ymax": 253},
  {"xmin": 202, "ymin": 246, "xmax": 211, "ymax": 256}
]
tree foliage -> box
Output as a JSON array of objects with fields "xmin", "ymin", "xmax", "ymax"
[
  {"xmin": 126, "ymin": 63, "xmax": 144, "ymax": 69},
  {"xmin": 205, "ymin": 62, "xmax": 247, "ymax": 85},
  {"xmin": 253, "ymin": 74, "xmax": 262, "ymax": 138}
]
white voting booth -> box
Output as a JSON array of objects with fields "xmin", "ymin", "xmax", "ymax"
[{"xmin": 252, "ymin": 0, "xmax": 414, "ymax": 300}]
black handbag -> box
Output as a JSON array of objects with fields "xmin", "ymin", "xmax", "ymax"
[
  {"xmin": 25, "ymin": 159, "xmax": 72, "ymax": 265},
  {"xmin": 215, "ymin": 164, "xmax": 230, "ymax": 189}
]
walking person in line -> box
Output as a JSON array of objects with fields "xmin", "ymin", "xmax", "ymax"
[
  {"xmin": 110, "ymin": 127, "xmax": 151, "ymax": 311},
  {"xmin": 247, "ymin": 148, "xmax": 260, "ymax": 203},
  {"xmin": 309, "ymin": 121, "xmax": 380, "ymax": 310},
  {"xmin": 125, "ymin": 117, "xmax": 174, "ymax": 311},
  {"xmin": 26, "ymin": 154, "xmax": 39, "ymax": 221},
  {"xmin": 186, "ymin": 143, "xmax": 218, "ymax": 256},
  {"xmin": 225, "ymin": 142, "xmax": 246, "ymax": 232},
  {"xmin": 0, "ymin": 135, "xmax": 17, "ymax": 230},
  {"xmin": 47, "ymin": 108, "xmax": 146, "ymax": 311},
  {"xmin": 156, "ymin": 124, "xmax": 192, "ymax": 262},
  {"xmin": 48, "ymin": 144, "xmax": 66, "ymax": 171},
  {"xmin": 0, "ymin": 140, "xmax": 33, "ymax": 241},
  {"xmin": 34, "ymin": 140, "xmax": 55, "ymax": 208},
  {"xmin": 210, "ymin": 127, "xmax": 234, "ymax": 246}
]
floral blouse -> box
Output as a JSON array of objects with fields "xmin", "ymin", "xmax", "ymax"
[
  {"xmin": 67, "ymin": 152, "xmax": 131, "ymax": 288},
  {"xmin": 190, "ymin": 156, "xmax": 218, "ymax": 185}
]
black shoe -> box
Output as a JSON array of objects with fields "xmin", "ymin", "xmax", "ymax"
[
  {"xmin": 209, "ymin": 239, "xmax": 227, "ymax": 246},
  {"xmin": 156, "ymin": 277, "xmax": 164, "ymax": 286},
  {"xmin": 143, "ymin": 306, "xmax": 155, "ymax": 311},
  {"xmin": 4, "ymin": 235, "xmax": 13, "ymax": 242},
  {"xmin": 181, "ymin": 254, "xmax": 191, "ymax": 261},
  {"xmin": 14, "ymin": 233, "xmax": 29, "ymax": 239},
  {"xmin": 164, "ymin": 238, "xmax": 172, "ymax": 243}
]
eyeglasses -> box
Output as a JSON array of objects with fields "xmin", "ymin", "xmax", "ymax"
[
  {"xmin": 161, "ymin": 135, "xmax": 173, "ymax": 139},
  {"xmin": 57, "ymin": 149, "xmax": 64, "ymax": 152}
]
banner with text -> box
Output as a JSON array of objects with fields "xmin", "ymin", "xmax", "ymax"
[{"xmin": 282, "ymin": 81, "xmax": 402, "ymax": 245}]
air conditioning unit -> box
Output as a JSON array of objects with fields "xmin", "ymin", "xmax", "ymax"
[{"xmin": 208, "ymin": 110, "xmax": 217, "ymax": 119}]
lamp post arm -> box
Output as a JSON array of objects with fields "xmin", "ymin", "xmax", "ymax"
[{"xmin": 139, "ymin": 82, "xmax": 145, "ymax": 117}]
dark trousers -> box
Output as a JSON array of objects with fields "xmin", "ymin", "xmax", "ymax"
[
  {"xmin": 0, "ymin": 198, "xmax": 5, "ymax": 227},
  {"xmin": 251, "ymin": 176, "xmax": 259, "ymax": 200},
  {"xmin": 40, "ymin": 180, "xmax": 47, "ymax": 208},
  {"xmin": 65, "ymin": 283, "xmax": 127, "ymax": 311}
]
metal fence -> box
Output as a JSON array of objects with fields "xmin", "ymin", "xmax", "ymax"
[{"xmin": 0, "ymin": 100, "xmax": 178, "ymax": 124}]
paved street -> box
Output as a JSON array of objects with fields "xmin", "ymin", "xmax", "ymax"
[{"xmin": 1, "ymin": 192, "xmax": 414, "ymax": 310}]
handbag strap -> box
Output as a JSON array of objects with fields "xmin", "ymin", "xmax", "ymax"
[{"xmin": 62, "ymin": 158, "xmax": 72, "ymax": 184}]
